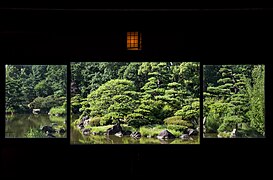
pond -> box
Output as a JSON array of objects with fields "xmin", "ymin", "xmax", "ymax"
[
  {"xmin": 5, "ymin": 114, "xmax": 67, "ymax": 138},
  {"xmin": 70, "ymin": 115, "xmax": 199, "ymax": 144},
  {"xmin": 204, "ymin": 133, "xmax": 218, "ymax": 138}
]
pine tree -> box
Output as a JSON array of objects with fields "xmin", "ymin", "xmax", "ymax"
[
  {"xmin": 246, "ymin": 65, "xmax": 265, "ymax": 135},
  {"xmin": 203, "ymin": 65, "xmax": 262, "ymax": 136}
]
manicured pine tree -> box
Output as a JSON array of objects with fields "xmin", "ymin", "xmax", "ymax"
[
  {"xmin": 205, "ymin": 65, "xmax": 253, "ymax": 133},
  {"xmin": 133, "ymin": 62, "xmax": 172, "ymax": 124},
  {"xmin": 123, "ymin": 62, "xmax": 144, "ymax": 91},
  {"xmin": 173, "ymin": 62, "xmax": 200, "ymax": 126},
  {"xmin": 82, "ymin": 79, "xmax": 138, "ymax": 125}
]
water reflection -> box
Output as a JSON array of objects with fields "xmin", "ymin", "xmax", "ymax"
[
  {"xmin": 70, "ymin": 127, "xmax": 199, "ymax": 144},
  {"xmin": 5, "ymin": 114, "xmax": 67, "ymax": 138}
]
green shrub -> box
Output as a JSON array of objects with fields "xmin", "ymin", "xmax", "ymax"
[
  {"xmin": 25, "ymin": 128, "xmax": 47, "ymax": 138},
  {"xmin": 29, "ymin": 96, "xmax": 66, "ymax": 112},
  {"xmin": 49, "ymin": 115, "xmax": 65, "ymax": 123},
  {"xmin": 164, "ymin": 116, "xmax": 193, "ymax": 127},
  {"xmin": 49, "ymin": 106, "xmax": 66, "ymax": 116},
  {"xmin": 100, "ymin": 112, "xmax": 120, "ymax": 125},
  {"xmin": 6, "ymin": 107, "xmax": 15, "ymax": 114},
  {"xmin": 140, "ymin": 126, "xmax": 164, "ymax": 137},
  {"xmin": 217, "ymin": 116, "xmax": 243, "ymax": 132},
  {"xmin": 128, "ymin": 119, "xmax": 150, "ymax": 128},
  {"xmin": 167, "ymin": 124, "xmax": 188, "ymax": 133},
  {"xmin": 205, "ymin": 102, "xmax": 235, "ymax": 133},
  {"xmin": 237, "ymin": 128, "xmax": 263, "ymax": 138},
  {"xmin": 167, "ymin": 130, "xmax": 182, "ymax": 137},
  {"xmin": 206, "ymin": 115, "xmax": 221, "ymax": 133},
  {"xmin": 120, "ymin": 124, "xmax": 137, "ymax": 132},
  {"xmin": 90, "ymin": 117, "xmax": 101, "ymax": 126}
]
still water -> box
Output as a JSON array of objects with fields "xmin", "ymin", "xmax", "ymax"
[
  {"xmin": 5, "ymin": 114, "xmax": 67, "ymax": 138},
  {"xmin": 204, "ymin": 133, "xmax": 218, "ymax": 138},
  {"xmin": 70, "ymin": 115, "xmax": 199, "ymax": 144}
]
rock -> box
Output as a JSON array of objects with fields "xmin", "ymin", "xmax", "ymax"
[
  {"xmin": 33, "ymin": 109, "xmax": 40, "ymax": 114},
  {"xmin": 180, "ymin": 134, "xmax": 190, "ymax": 140},
  {"xmin": 230, "ymin": 129, "xmax": 237, "ymax": 138},
  {"xmin": 41, "ymin": 125, "xmax": 56, "ymax": 134},
  {"xmin": 82, "ymin": 116, "xmax": 89, "ymax": 121},
  {"xmin": 77, "ymin": 122, "xmax": 84, "ymax": 129},
  {"xmin": 106, "ymin": 123, "xmax": 122, "ymax": 135},
  {"xmin": 83, "ymin": 119, "xmax": 91, "ymax": 126},
  {"xmin": 131, "ymin": 132, "xmax": 141, "ymax": 139},
  {"xmin": 59, "ymin": 128, "xmax": 66, "ymax": 134},
  {"xmin": 82, "ymin": 128, "xmax": 91, "ymax": 136},
  {"xmin": 123, "ymin": 130, "xmax": 132, "ymax": 136},
  {"xmin": 187, "ymin": 128, "xmax": 198, "ymax": 136},
  {"xmin": 115, "ymin": 131, "xmax": 123, "ymax": 137},
  {"xmin": 157, "ymin": 130, "xmax": 175, "ymax": 139}
]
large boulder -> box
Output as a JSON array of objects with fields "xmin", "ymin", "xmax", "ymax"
[
  {"xmin": 187, "ymin": 128, "xmax": 198, "ymax": 136},
  {"xmin": 130, "ymin": 132, "xmax": 141, "ymax": 139},
  {"xmin": 106, "ymin": 123, "xmax": 122, "ymax": 135},
  {"xmin": 82, "ymin": 128, "xmax": 91, "ymax": 136},
  {"xmin": 59, "ymin": 128, "xmax": 66, "ymax": 134},
  {"xmin": 41, "ymin": 125, "xmax": 56, "ymax": 134},
  {"xmin": 115, "ymin": 131, "xmax": 123, "ymax": 137},
  {"xmin": 180, "ymin": 134, "xmax": 190, "ymax": 140},
  {"xmin": 157, "ymin": 130, "xmax": 175, "ymax": 139}
]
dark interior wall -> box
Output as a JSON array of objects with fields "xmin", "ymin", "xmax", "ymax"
[
  {"xmin": 1, "ymin": 9, "xmax": 271, "ymax": 62},
  {"xmin": 0, "ymin": 10, "xmax": 201, "ymax": 60}
]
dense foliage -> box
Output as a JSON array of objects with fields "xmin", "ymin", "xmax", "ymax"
[
  {"xmin": 203, "ymin": 65, "xmax": 265, "ymax": 137},
  {"xmin": 5, "ymin": 65, "xmax": 67, "ymax": 114},
  {"xmin": 71, "ymin": 62, "xmax": 200, "ymax": 130}
]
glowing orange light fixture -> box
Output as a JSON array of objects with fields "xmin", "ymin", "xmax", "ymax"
[{"xmin": 127, "ymin": 32, "xmax": 142, "ymax": 50}]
